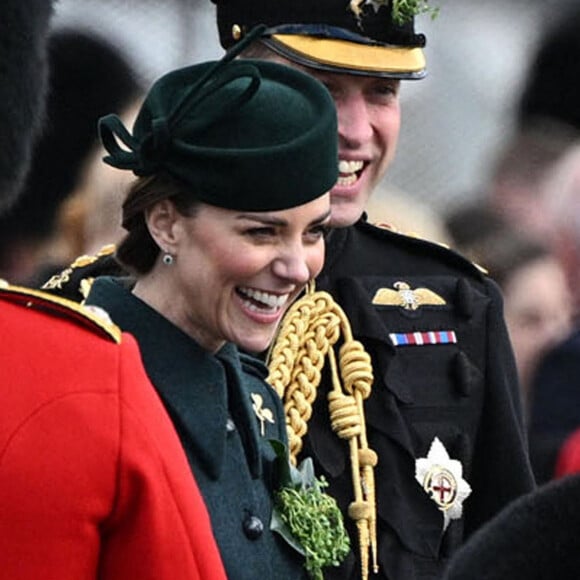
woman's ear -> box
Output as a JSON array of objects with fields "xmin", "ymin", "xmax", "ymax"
[{"xmin": 144, "ymin": 199, "xmax": 180, "ymax": 253}]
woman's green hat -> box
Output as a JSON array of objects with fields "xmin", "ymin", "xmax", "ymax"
[{"xmin": 99, "ymin": 28, "xmax": 338, "ymax": 212}]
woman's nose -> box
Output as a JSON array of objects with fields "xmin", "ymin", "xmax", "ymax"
[{"xmin": 272, "ymin": 247, "xmax": 311, "ymax": 285}]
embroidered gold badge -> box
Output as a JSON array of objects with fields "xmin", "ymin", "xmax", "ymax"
[
  {"xmin": 251, "ymin": 393, "xmax": 275, "ymax": 436},
  {"xmin": 372, "ymin": 281, "xmax": 446, "ymax": 311},
  {"xmin": 42, "ymin": 267, "xmax": 73, "ymax": 290},
  {"xmin": 41, "ymin": 244, "xmax": 116, "ymax": 291}
]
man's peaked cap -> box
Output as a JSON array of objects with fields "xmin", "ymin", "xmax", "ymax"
[{"xmin": 213, "ymin": 0, "xmax": 429, "ymax": 79}]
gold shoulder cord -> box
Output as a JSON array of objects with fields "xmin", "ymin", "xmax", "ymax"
[{"xmin": 267, "ymin": 281, "xmax": 378, "ymax": 580}]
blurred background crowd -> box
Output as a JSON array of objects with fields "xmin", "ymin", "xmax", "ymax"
[{"xmin": 4, "ymin": 0, "xmax": 580, "ymax": 485}]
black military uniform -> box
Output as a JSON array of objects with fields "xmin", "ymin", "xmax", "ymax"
[{"xmin": 301, "ymin": 219, "xmax": 534, "ymax": 578}]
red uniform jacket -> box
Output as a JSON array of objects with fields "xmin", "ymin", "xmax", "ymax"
[{"xmin": 0, "ymin": 284, "xmax": 226, "ymax": 579}]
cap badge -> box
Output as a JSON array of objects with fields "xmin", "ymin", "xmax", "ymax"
[
  {"xmin": 349, "ymin": 0, "xmax": 439, "ymax": 25},
  {"xmin": 415, "ymin": 437, "xmax": 472, "ymax": 530},
  {"xmin": 372, "ymin": 281, "xmax": 446, "ymax": 311},
  {"xmin": 349, "ymin": 0, "xmax": 366, "ymax": 20},
  {"xmin": 251, "ymin": 393, "xmax": 275, "ymax": 436}
]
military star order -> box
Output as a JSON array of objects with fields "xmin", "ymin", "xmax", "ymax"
[{"xmin": 415, "ymin": 437, "xmax": 472, "ymax": 530}]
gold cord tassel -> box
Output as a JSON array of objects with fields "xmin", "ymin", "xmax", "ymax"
[{"xmin": 267, "ymin": 282, "xmax": 378, "ymax": 579}]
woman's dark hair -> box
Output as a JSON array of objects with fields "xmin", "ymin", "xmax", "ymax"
[{"xmin": 116, "ymin": 172, "xmax": 199, "ymax": 275}]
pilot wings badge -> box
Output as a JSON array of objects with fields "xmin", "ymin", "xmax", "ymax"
[{"xmin": 372, "ymin": 281, "xmax": 446, "ymax": 311}]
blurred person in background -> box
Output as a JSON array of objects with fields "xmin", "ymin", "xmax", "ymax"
[
  {"xmin": 527, "ymin": 145, "xmax": 580, "ymax": 483},
  {"xmin": 0, "ymin": 28, "xmax": 143, "ymax": 285},
  {"xmin": 447, "ymin": 206, "xmax": 572, "ymax": 416},
  {"xmin": 482, "ymin": 3, "xmax": 580, "ymax": 484},
  {"xmin": 486, "ymin": 124, "xmax": 577, "ymax": 248},
  {"xmin": 486, "ymin": 4, "xmax": 580, "ymax": 318}
]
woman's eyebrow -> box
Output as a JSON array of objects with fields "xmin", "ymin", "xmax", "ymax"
[
  {"xmin": 237, "ymin": 209, "xmax": 332, "ymax": 227},
  {"xmin": 237, "ymin": 214, "xmax": 287, "ymax": 226}
]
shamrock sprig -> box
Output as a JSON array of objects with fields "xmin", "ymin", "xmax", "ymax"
[
  {"xmin": 392, "ymin": 0, "xmax": 440, "ymax": 25},
  {"xmin": 270, "ymin": 441, "xmax": 350, "ymax": 580}
]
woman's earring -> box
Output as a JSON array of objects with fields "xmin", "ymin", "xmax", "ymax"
[{"xmin": 162, "ymin": 253, "xmax": 174, "ymax": 266}]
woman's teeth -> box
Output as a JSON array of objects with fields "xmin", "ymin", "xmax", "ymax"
[{"xmin": 239, "ymin": 287, "xmax": 289, "ymax": 312}]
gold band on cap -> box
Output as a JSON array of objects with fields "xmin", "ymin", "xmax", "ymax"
[{"xmin": 271, "ymin": 34, "xmax": 426, "ymax": 76}]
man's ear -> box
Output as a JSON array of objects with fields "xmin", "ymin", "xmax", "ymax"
[{"xmin": 144, "ymin": 199, "xmax": 181, "ymax": 253}]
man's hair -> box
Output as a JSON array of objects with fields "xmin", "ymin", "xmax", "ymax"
[{"xmin": 238, "ymin": 40, "xmax": 277, "ymax": 60}]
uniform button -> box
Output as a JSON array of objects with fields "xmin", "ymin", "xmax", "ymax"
[
  {"xmin": 226, "ymin": 418, "xmax": 236, "ymax": 432},
  {"xmin": 243, "ymin": 515, "xmax": 264, "ymax": 540}
]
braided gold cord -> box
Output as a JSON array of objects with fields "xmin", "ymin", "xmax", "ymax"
[
  {"xmin": 268, "ymin": 291, "xmax": 339, "ymax": 460},
  {"xmin": 267, "ymin": 284, "xmax": 378, "ymax": 580},
  {"xmin": 340, "ymin": 341, "xmax": 379, "ymax": 574}
]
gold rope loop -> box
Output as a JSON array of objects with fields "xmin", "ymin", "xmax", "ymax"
[
  {"xmin": 340, "ymin": 340, "xmax": 374, "ymax": 399},
  {"xmin": 267, "ymin": 284, "xmax": 378, "ymax": 580},
  {"xmin": 328, "ymin": 391, "xmax": 361, "ymax": 439}
]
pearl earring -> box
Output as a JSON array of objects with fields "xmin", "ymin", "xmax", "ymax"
[{"xmin": 162, "ymin": 253, "xmax": 174, "ymax": 266}]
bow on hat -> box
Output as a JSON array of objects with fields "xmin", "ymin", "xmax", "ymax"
[{"xmin": 99, "ymin": 26, "xmax": 266, "ymax": 176}]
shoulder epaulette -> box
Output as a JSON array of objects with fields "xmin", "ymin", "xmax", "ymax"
[
  {"xmin": 41, "ymin": 244, "xmax": 121, "ymax": 302},
  {"xmin": 373, "ymin": 219, "xmax": 446, "ymax": 246},
  {"xmin": 0, "ymin": 279, "xmax": 121, "ymax": 343},
  {"xmin": 367, "ymin": 220, "xmax": 487, "ymax": 277}
]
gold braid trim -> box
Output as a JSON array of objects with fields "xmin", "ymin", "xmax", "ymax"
[{"xmin": 267, "ymin": 282, "xmax": 378, "ymax": 579}]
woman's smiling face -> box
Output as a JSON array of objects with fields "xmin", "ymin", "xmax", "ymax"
[{"xmin": 138, "ymin": 195, "xmax": 331, "ymax": 353}]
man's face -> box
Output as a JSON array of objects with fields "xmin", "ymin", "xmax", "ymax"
[
  {"xmin": 311, "ymin": 69, "xmax": 401, "ymax": 227},
  {"xmin": 265, "ymin": 54, "xmax": 402, "ymax": 227}
]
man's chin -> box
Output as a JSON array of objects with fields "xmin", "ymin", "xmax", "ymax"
[{"xmin": 329, "ymin": 202, "xmax": 366, "ymax": 228}]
